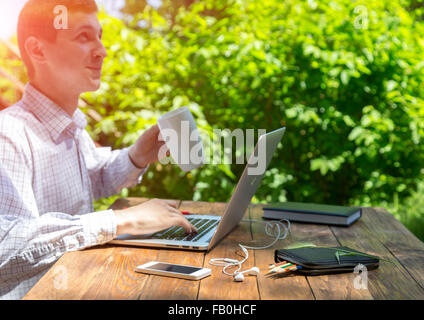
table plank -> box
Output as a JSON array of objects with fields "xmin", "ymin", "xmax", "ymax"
[
  {"xmin": 138, "ymin": 250, "xmax": 205, "ymax": 300},
  {"xmin": 22, "ymin": 198, "xmax": 424, "ymax": 300},
  {"xmin": 23, "ymin": 245, "xmax": 116, "ymax": 299},
  {"xmin": 361, "ymin": 207, "xmax": 424, "ymax": 291},
  {"xmin": 108, "ymin": 197, "xmax": 204, "ymax": 300},
  {"xmin": 330, "ymin": 207, "xmax": 424, "ymax": 300},
  {"xmin": 178, "ymin": 200, "xmax": 227, "ymax": 216},
  {"xmin": 23, "ymin": 245, "xmax": 160, "ymax": 300},
  {"xmin": 24, "ymin": 197, "xmax": 162, "ymax": 300},
  {"xmin": 248, "ymin": 204, "xmax": 315, "ymax": 300},
  {"xmin": 79, "ymin": 246, "xmax": 161, "ymax": 299},
  {"xmin": 182, "ymin": 201, "xmax": 259, "ymax": 300},
  {"xmin": 108, "ymin": 197, "xmax": 151, "ymax": 210},
  {"xmin": 138, "ymin": 200, "xmax": 205, "ymax": 300}
]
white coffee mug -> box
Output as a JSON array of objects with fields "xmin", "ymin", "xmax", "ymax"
[{"xmin": 157, "ymin": 106, "xmax": 204, "ymax": 172}]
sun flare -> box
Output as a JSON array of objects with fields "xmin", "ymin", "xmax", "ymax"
[{"xmin": 0, "ymin": 0, "xmax": 27, "ymax": 40}]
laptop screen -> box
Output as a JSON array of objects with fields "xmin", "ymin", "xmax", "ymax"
[{"xmin": 208, "ymin": 127, "xmax": 286, "ymax": 250}]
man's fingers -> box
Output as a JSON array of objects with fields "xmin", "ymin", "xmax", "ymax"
[
  {"xmin": 179, "ymin": 217, "xmax": 197, "ymax": 234},
  {"xmin": 150, "ymin": 124, "xmax": 160, "ymax": 135},
  {"xmin": 190, "ymin": 224, "xmax": 198, "ymax": 233},
  {"xmin": 142, "ymin": 124, "xmax": 160, "ymax": 140},
  {"xmin": 168, "ymin": 207, "xmax": 197, "ymax": 233}
]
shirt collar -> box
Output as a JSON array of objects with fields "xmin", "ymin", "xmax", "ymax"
[{"xmin": 21, "ymin": 83, "xmax": 87, "ymax": 142}]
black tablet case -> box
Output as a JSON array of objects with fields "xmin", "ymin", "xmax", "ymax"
[{"xmin": 274, "ymin": 246, "xmax": 379, "ymax": 276}]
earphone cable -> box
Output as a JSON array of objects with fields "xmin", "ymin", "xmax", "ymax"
[{"xmin": 208, "ymin": 219, "xmax": 291, "ymax": 277}]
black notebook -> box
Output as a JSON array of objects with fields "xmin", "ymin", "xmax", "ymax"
[{"xmin": 262, "ymin": 202, "xmax": 361, "ymax": 226}]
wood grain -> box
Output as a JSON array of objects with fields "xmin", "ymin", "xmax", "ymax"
[
  {"xmin": 248, "ymin": 204, "xmax": 315, "ymax": 300},
  {"xmin": 138, "ymin": 199, "xmax": 205, "ymax": 300},
  {"xmin": 109, "ymin": 197, "xmax": 151, "ymax": 210},
  {"xmin": 23, "ymin": 245, "xmax": 136, "ymax": 299},
  {"xmin": 22, "ymin": 198, "xmax": 424, "ymax": 300},
  {"xmin": 194, "ymin": 201, "xmax": 259, "ymax": 300},
  {"xmin": 361, "ymin": 207, "xmax": 424, "ymax": 291},
  {"xmin": 78, "ymin": 246, "xmax": 160, "ymax": 299},
  {"xmin": 331, "ymin": 207, "xmax": 424, "ymax": 300}
]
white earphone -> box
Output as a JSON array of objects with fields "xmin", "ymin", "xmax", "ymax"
[
  {"xmin": 209, "ymin": 219, "xmax": 290, "ymax": 282},
  {"xmin": 233, "ymin": 267, "xmax": 260, "ymax": 282}
]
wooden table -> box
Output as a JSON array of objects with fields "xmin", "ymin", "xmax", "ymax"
[{"xmin": 23, "ymin": 198, "xmax": 424, "ymax": 300}]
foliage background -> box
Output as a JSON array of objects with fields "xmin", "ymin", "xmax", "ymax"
[{"xmin": 1, "ymin": 0, "xmax": 424, "ymax": 240}]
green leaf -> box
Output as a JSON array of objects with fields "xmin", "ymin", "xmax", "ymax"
[{"xmin": 340, "ymin": 70, "xmax": 349, "ymax": 85}]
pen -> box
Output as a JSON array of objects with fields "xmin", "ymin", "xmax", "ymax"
[
  {"xmin": 181, "ymin": 211, "xmax": 191, "ymax": 215},
  {"xmin": 269, "ymin": 261, "xmax": 288, "ymax": 269},
  {"xmin": 276, "ymin": 265, "xmax": 302, "ymax": 274},
  {"xmin": 272, "ymin": 263, "xmax": 292, "ymax": 270},
  {"xmin": 268, "ymin": 263, "xmax": 293, "ymax": 274},
  {"xmin": 266, "ymin": 264, "xmax": 300, "ymax": 275},
  {"xmin": 279, "ymin": 265, "xmax": 298, "ymax": 273}
]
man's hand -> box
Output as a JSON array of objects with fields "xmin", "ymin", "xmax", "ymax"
[
  {"xmin": 128, "ymin": 124, "xmax": 169, "ymax": 168},
  {"xmin": 114, "ymin": 198, "xmax": 197, "ymax": 236}
]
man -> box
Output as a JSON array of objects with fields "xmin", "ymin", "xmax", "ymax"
[{"xmin": 0, "ymin": 0, "xmax": 196, "ymax": 299}]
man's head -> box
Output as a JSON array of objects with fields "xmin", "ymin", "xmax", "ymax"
[{"xmin": 17, "ymin": 0, "xmax": 107, "ymax": 94}]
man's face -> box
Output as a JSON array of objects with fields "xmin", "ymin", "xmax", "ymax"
[{"xmin": 41, "ymin": 11, "xmax": 107, "ymax": 94}]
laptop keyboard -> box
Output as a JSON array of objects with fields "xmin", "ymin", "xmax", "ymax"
[{"xmin": 150, "ymin": 217, "xmax": 219, "ymax": 242}]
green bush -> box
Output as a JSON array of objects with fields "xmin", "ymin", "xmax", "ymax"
[
  {"xmin": 1, "ymin": 0, "xmax": 423, "ymax": 240},
  {"xmin": 0, "ymin": 36, "xmax": 26, "ymax": 106},
  {"xmin": 386, "ymin": 182, "xmax": 424, "ymax": 241},
  {"xmin": 85, "ymin": 0, "xmax": 424, "ymax": 208}
]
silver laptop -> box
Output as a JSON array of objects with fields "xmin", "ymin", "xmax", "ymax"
[{"xmin": 110, "ymin": 127, "xmax": 286, "ymax": 251}]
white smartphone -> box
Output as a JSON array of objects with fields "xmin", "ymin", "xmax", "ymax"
[{"xmin": 135, "ymin": 261, "xmax": 211, "ymax": 280}]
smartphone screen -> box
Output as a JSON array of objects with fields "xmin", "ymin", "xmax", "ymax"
[{"xmin": 145, "ymin": 263, "xmax": 202, "ymax": 275}]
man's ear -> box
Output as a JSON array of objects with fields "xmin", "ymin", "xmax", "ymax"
[{"xmin": 24, "ymin": 36, "xmax": 47, "ymax": 64}]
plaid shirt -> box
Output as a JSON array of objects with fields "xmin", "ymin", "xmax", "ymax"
[{"xmin": 0, "ymin": 83, "xmax": 147, "ymax": 299}]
